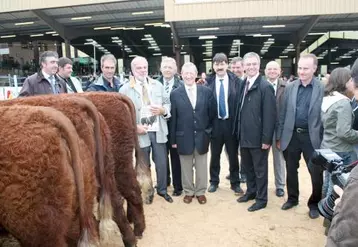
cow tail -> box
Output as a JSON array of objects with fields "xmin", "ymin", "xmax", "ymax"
[
  {"xmin": 117, "ymin": 94, "xmax": 154, "ymax": 202},
  {"xmin": 75, "ymin": 97, "xmax": 122, "ymax": 245},
  {"xmin": 40, "ymin": 107, "xmax": 99, "ymax": 246}
]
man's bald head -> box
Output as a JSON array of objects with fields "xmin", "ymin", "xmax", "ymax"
[
  {"xmin": 131, "ymin": 56, "xmax": 148, "ymax": 82},
  {"xmin": 265, "ymin": 61, "xmax": 281, "ymax": 82}
]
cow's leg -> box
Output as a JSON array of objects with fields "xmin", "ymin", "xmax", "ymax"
[{"xmin": 111, "ymin": 185, "xmax": 137, "ymax": 247}]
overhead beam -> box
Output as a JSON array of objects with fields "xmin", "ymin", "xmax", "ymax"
[
  {"xmin": 31, "ymin": 10, "xmax": 93, "ymax": 40},
  {"xmin": 291, "ymin": 15, "xmax": 320, "ymax": 46},
  {"xmin": 170, "ymin": 22, "xmax": 180, "ymax": 48}
]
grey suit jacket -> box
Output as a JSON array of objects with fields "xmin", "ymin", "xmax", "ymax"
[{"xmin": 277, "ymin": 78, "xmax": 324, "ymax": 151}]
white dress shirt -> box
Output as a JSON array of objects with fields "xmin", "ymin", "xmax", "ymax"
[
  {"xmin": 215, "ymin": 73, "xmax": 229, "ymax": 119},
  {"xmin": 269, "ymin": 79, "xmax": 278, "ymax": 95},
  {"xmin": 185, "ymin": 83, "xmax": 197, "ymax": 109}
]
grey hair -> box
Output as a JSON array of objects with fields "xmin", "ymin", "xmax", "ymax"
[
  {"xmin": 243, "ymin": 52, "xmax": 261, "ymax": 64},
  {"xmin": 101, "ymin": 54, "xmax": 117, "ymax": 66},
  {"xmin": 39, "ymin": 51, "xmax": 58, "ymax": 66},
  {"xmin": 230, "ymin": 57, "xmax": 243, "ymax": 65},
  {"xmin": 181, "ymin": 62, "xmax": 198, "ymax": 74},
  {"xmin": 131, "ymin": 56, "xmax": 147, "ymax": 70},
  {"xmin": 160, "ymin": 57, "xmax": 177, "ymax": 72},
  {"xmin": 351, "ymin": 58, "xmax": 358, "ymax": 85}
]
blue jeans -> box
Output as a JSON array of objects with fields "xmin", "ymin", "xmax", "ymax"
[{"xmin": 322, "ymin": 151, "xmax": 357, "ymax": 197}]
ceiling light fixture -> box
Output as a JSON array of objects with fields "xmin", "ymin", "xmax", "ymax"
[
  {"xmin": 262, "ymin": 25, "xmax": 286, "ymax": 28},
  {"xmin": 0, "ymin": 35, "xmax": 16, "ymax": 38},
  {"xmin": 94, "ymin": 26, "xmax": 111, "ymax": 30},
  {"xmin": 71, "ymin": 16, "xmax": 92, "ymax": 20},
  {"xmin": 30, "ymin": 34, "xmax": 44, "ymax": 37},
  {"xmin": 15, "ymin": 21, "xmax": 34, "ymax": 26},
  {"xmin": 132, "ymin": 11, "xmax": 154, "ymax": 15},
  {"xmin": 197, "ymin": 27, "xmax": 220, "ymax": 31},
  {"xmin": 199, "ymin": 35, "xmax": 217, "ymax": 40}
]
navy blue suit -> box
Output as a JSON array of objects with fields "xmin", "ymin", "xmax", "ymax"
[{"xmin": 170, "ymin": 85, "xmax": 216, "ymax": 155}]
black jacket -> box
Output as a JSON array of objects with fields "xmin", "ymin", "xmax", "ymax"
[
  {"xmin": 235, "ymin": 75, "xmax": 276, "ymax": 148},
  {"xmin": 170, "ymin": 85, "xmax": 216, "ymax": 155},
  {"xmin": 205, "ymin": 71, "xmax": 243, "ymax": 138}
]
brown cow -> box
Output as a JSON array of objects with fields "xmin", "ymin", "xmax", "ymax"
[
  {"xmin": 0, "ymin": 105, "xmax": 98, "ymax": 246},
  {"xmin": 0, "ymin": 95, "xmax": 130, "ymax": 246},
  {"xmin": 74, "ymin": 92, "xmax": 154, "ymax": 237}
]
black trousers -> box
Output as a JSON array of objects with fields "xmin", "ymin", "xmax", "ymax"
[
  {"xmin": 283, "ymin": 131, "xmax": 323, "ymax": 210},
  {"xmin": 241, "ymin": 147, "xmax": 269, "ymax": 203},
  {"xmin": 166, "ymin": 140, "xmax": 183, "ymax": 192},
  {"xmin": 209, "ymin": 119, "xmax": 240, "ymax": 186}
]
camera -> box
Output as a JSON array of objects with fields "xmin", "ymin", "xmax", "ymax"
[{"xmin": 310, "ymin": 149, "xmax": 353, "ymax": 221}]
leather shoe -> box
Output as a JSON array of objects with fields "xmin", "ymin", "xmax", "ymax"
[
  {"xmin": 231, "ymin": 185, "xmax": 244, "ymax": 195},
  {"xmin": 157, "ymin": 193, "xmax": 173, "ymax": 203},
  {"xmin": 196, "ymin": 195, "xmax": 207, "ymax": 204},
  {"xmin": 248, "ymin": 202, "xmax": 267, "ymax": 212},
  {"xmin": 281, "ymin": 201, "xmax": 298, "ymax": 210},
  {"xmin": 207, "ymin": 184, "xmax": 218, "ymax": 193},
  {"xmin": 309, "ymin": 208, "xmax": 320, "ymax": 219},
  {"xmin": 237, "ymin": 193, "xmax": 256, "ymax": 203},
  {"xmin": 172, "ymin": 190, "xmax": 183, "ymax": 197},
  {"xmin": 276, "ymin": 188, "xmax": 285, "ymax": 197},
  {"xmin": 183, "ymin": 195, "xmax": 194, "ymax": 204},
  {"xmin": 225, "ymin": 174, "xmax": 230, "ymax": 180}
]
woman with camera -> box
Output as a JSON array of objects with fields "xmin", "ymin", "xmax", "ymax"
[{"xmin": 321, "ymin": 68, "xmax": 358, "ymax": 195}]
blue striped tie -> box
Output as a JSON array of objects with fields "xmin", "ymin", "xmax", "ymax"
[{"xmin": 219, "ymin": 79, "xmax": 226, "ymax": 118}]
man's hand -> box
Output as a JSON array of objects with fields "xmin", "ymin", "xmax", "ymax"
[
  {"xmin": 150, "ymin": 105, "xmax": 165, "ymax": 116},
  {"xmin": 137, "ymin": 124, "xmax": 148, "ymax": 135},
  {"xmin": 276, "ymin": 141, "xmax": 281, "ymax": 150},
  {"xmin": 172, "ymin": 144, "xmax": 177, "ymax": 148},
  {"xmin": 333, "ymin": 185, "xmax": 344, "ymax": 210},
  {"xmin": 262, "ymin": 143, "xmax": 271, "ymax": 150}
]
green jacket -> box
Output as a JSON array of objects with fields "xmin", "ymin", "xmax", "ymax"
[{"xmin": 321, "ymin": 92, "xmax": 358, "ymax": 152}]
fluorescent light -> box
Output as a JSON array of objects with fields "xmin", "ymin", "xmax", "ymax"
[
  {"xmin": 111, "ymin": 27, "xmax": 125, "ymax": 30},
  {"xmin": 141, "ymin": 38, "xmax": 153, "ymax": 41},
  {"xmin": 30, "ymin": 34, "xmax": 44, "ymax": 37},
  {"xmin": 202, "ymin": 44, "xmax": 213, "ymax": 47},
  {"xmin": 153, "ymin": 53, "xmax": 162, "ymax": 56},
  {"xmin": 129, "ymin": 55, "xmax": 137, "ymax": 58},
  {"xmin": 160, "ymin": 24, "xmax": 170, "ymax": 28},
  {"xmin": 331, "ymin": 62, "xmax": 339, "ymax": 65},
  {"xmin": 132, "ymin": 27, "xmax": 144, "ymax": 30},
  {"xmin": 52, "ymin": 34, "xmax": 59, "ymax": 36},
  {"xmin": 279, "ymin": 56, "xmax": 288, "ymax": 58},
  {"xmin": 0, "ymin": 35, "xmax": 16, "ymax": 38},
  {"xmin": 262, "ymin": 25, "xmax": 286, "ymax": 28},
  {"xmin": 253, "ymin": 34, "xmax": 272, "ymax": 37},
  {"xmin": 203, "ymin": 58, "xmax": 211, "ymax": 61},
  {"xmin": 15, "ymin": 21, "xmax": 34, "ymax": 26},
  {"xmin": 71, "ymin": 16, "xmax": 92, "ymax": 20},
  {"xmin": 144, "ymin": 34, "xmax": 152, "ymax": 38},
  {"xmin": 181, "ymin": 52, "xmax": 187, "ymax": 54},
  {"xmin": 199, "ymin": 35, "xmax": 217, "ymax": 40},
  {"xmin": 197, "ymin": 27, "xmax": 220, "ymax": 31},
  {"xmin": 45, "ymin": 31, "xmax": 56, "ymax": 34},
  {"xmin": 331, "ymin": 49, "xmax": 337, "ymax": 52},
  {"xmin": 145, "ymin": 22, "xmax": 163, "ymax": 26},
  {"xmin": 341, "ymin": 56, "xmax": 352, "ymax": 59},
  {"xmin": 86, "ymin": 39, "xmax": 94, "ymax": 42},
  {"xmin": 302, "ymin": 40, "xmax": 306, "ymax": 43},
  {"xmin": 308, "ymin": 32, "xmax": 326, "ymax": 35},
  {"xmin": 132, "ymin": 11, "xmax": 153, "ymax": 15},
  {"xmin": 111, "ymin": 37, "xmax": 119, "ymax": 40},
  {"xmin": 317, "ymin": 57, "xmax": 324, "ymax": 60},
  {"xmin": 94, "ymin": 26, "xmax": 111, "ymax": 30}
]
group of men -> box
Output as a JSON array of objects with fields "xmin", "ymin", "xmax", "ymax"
[{"xmin": 19, "ymin": 49, "xmax": 324, "ymax": 218}]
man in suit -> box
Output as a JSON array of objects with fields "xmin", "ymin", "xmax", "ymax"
[
  {"xmin": 170, "ymin": 62, "xmax": 215, "ymax": 204},
  {"xmin": 119, "ymin": 56, "xmax": 173, "ymax": 203},
  {"xmin": 277, "ymin": 54, "xmax": 324, "ymax": 219},
  {"xmin": 230, "ymin": 57, "xmax": 246, "ymax": 80},
  {"xmin": 264, "ymin": 61, "xmax": 286, "ymax": 197},
  {"xmin": 236, "ymin": 52, "xmax": 276, "ymax": 212},
  {"xmin": 57, "ymin": 57, "xmax": 83, "ymax": 93},
  {"xmin": 206, "ymin": 53, "xmax": 243, "ymax": 195},
  {"xmin": 19, "ymin": 51, "xmax": 67, "ymax": 96},
  {"xmin": 226, "ymin": 56, "xmax": 247, "ymax": 183},
  {"xmin": 158, "ymin": 57, "xmax": 184, "ymax": 196}
]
